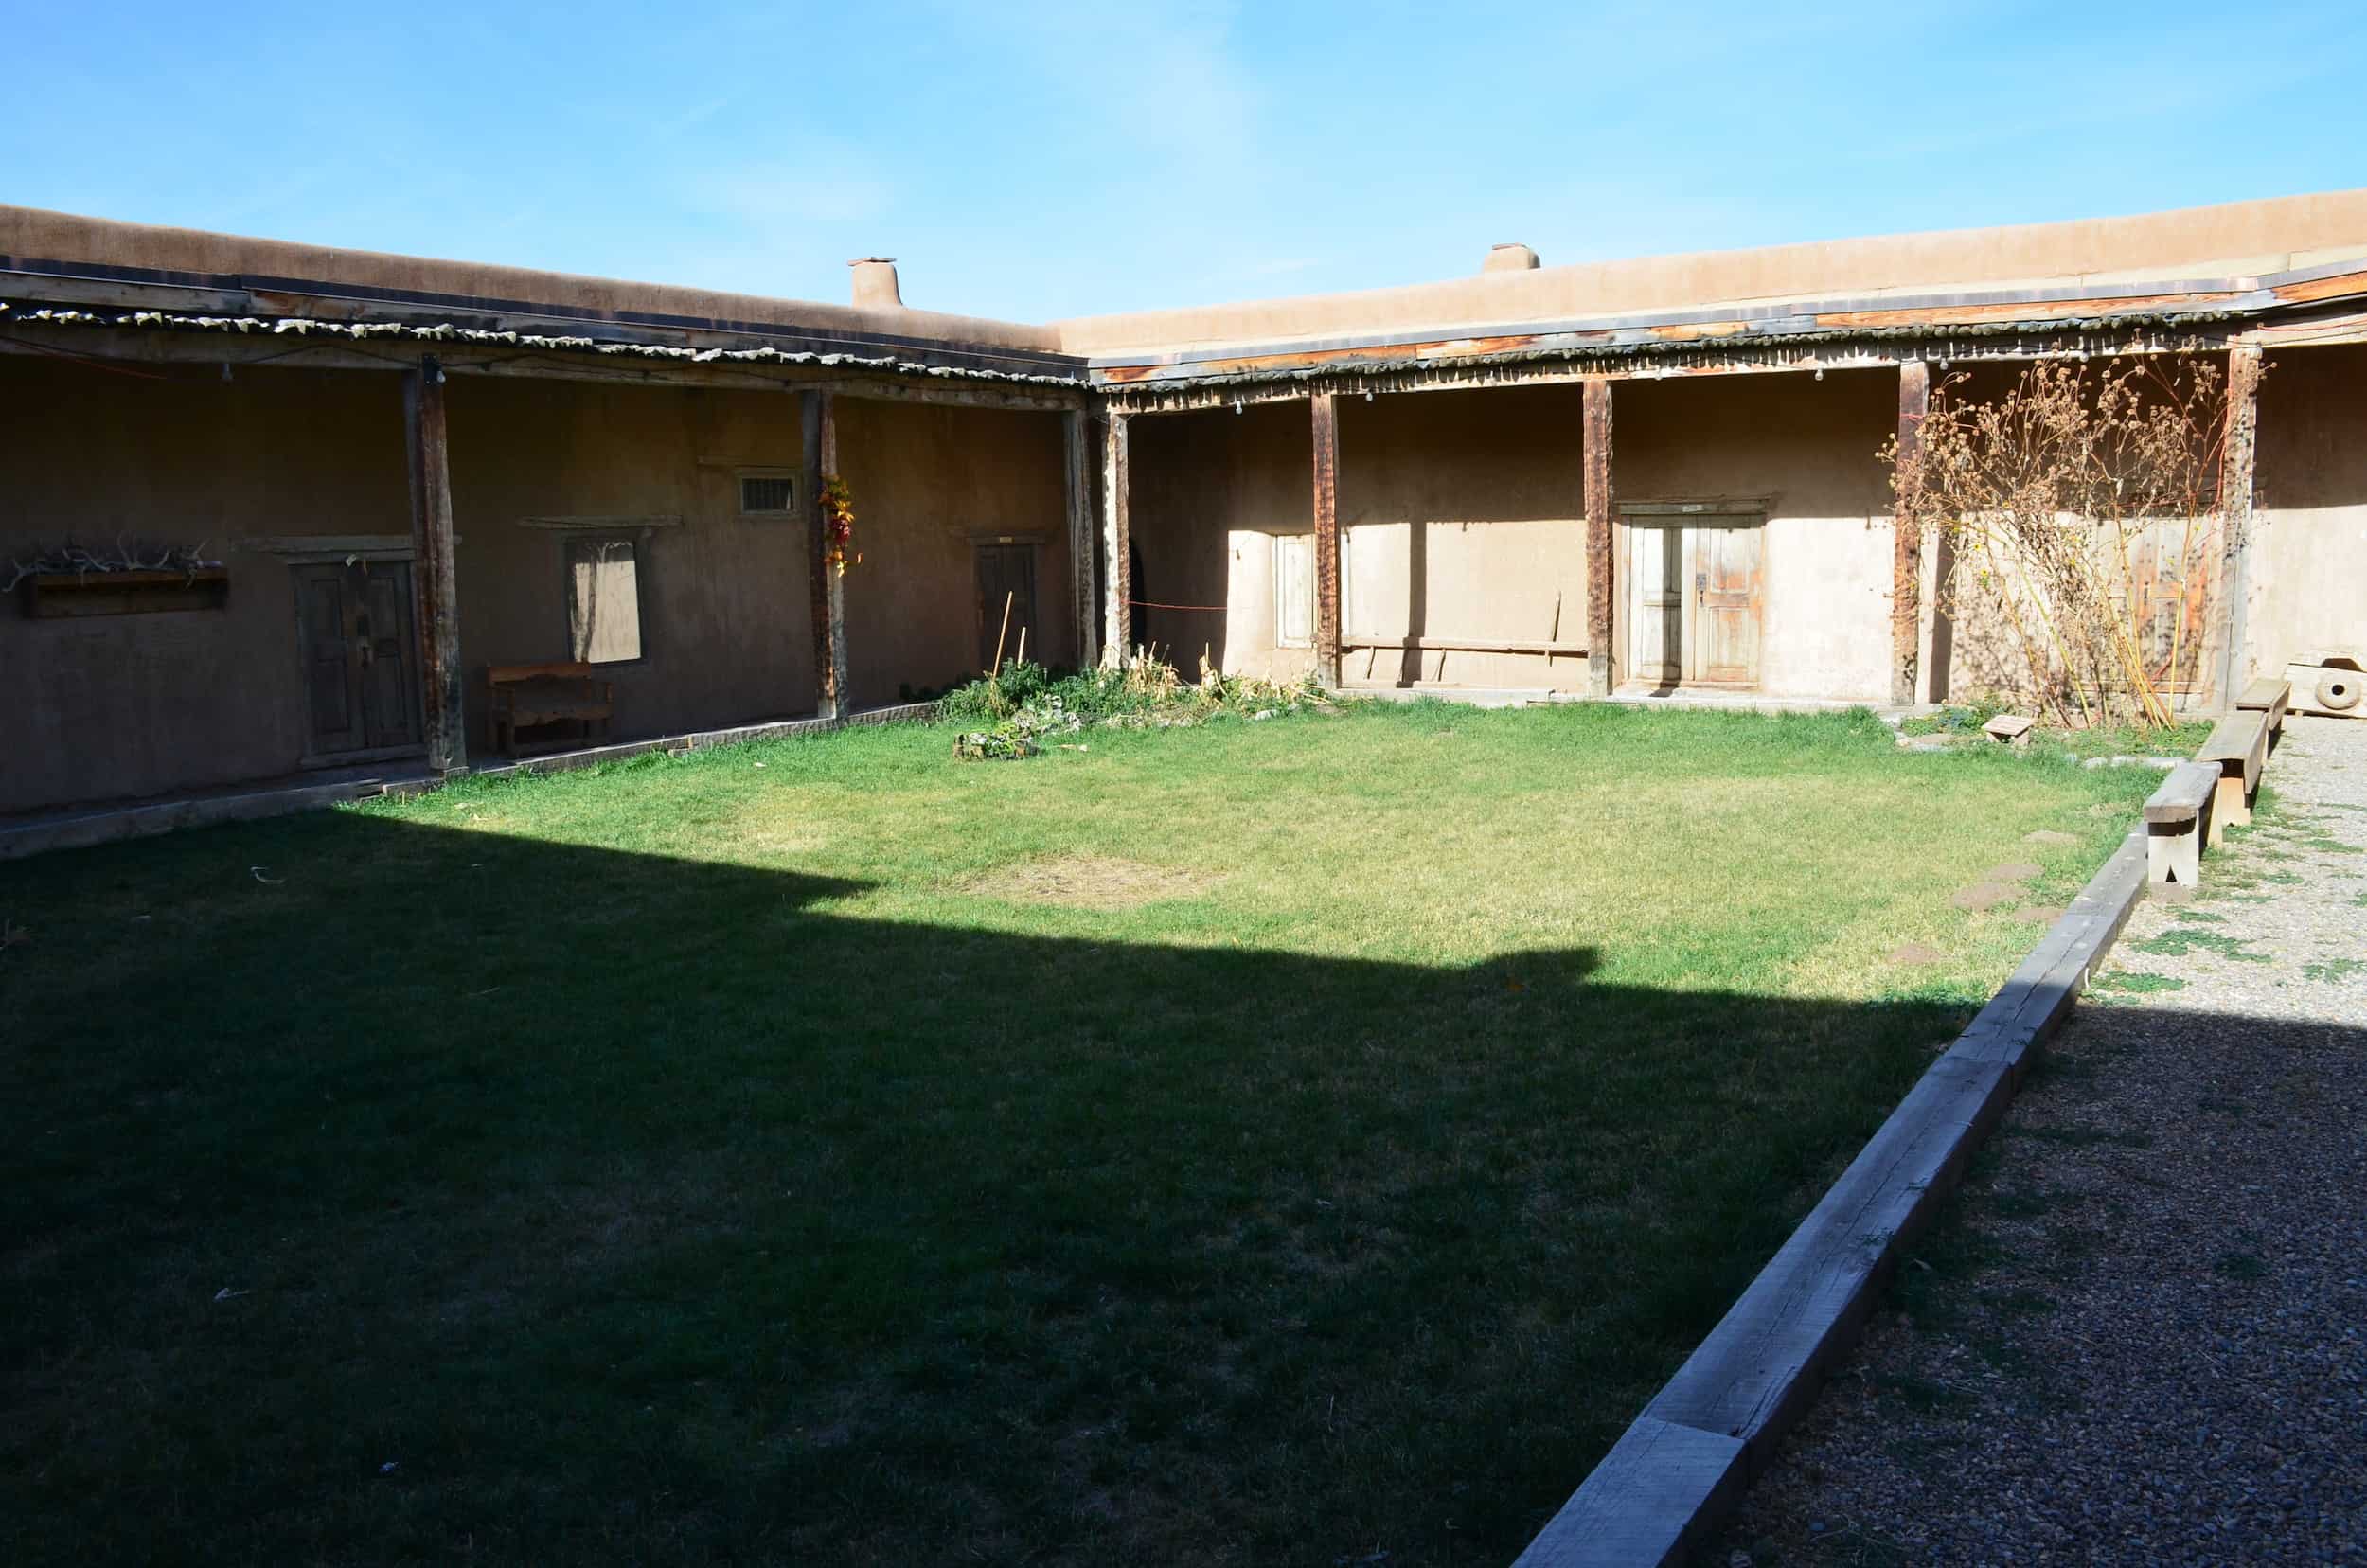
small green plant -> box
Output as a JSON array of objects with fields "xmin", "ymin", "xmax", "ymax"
[
  {"xmin": 936, "ymin": 650, "xmax": 1344, "ymax": 754},
  {"xmin": 2131, "ymin": 929, "xmax": 2270, "ymax": 962},
  {"xmin": 2091, "ymin": 970, "xmax": 2185, "ymax": 994},
  {"xmin": 1898, "ymin": 700, "xmax": 2005, "ymax": 738}
]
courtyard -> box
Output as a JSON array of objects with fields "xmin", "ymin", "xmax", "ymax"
[{"xmin": 1, "ymin": 704, "xmax": 2163, "ymax": 1564}]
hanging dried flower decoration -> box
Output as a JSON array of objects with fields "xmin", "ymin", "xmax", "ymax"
[{"xmin": 820, "ymin": 475, "xmax": 862, "ymax": 577}]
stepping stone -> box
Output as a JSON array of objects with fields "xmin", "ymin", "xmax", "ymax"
[
  {"xmin": 1951, "ymin": 883, "xmax": 2017, "ymax": 912},
  {"xmin": 1895, "ymin": 733, "xmax": 1954, "ymax": 752},
  {"xmin": 1984, "ymin": 862, "xmax": 2044, "ymax": 882},
  {"xmin": 1886, "ymin": 941, "xmax": 1946, "ymax": 965},
  {"xmin": 2024, "ymin": 829, "xmax": 2081, "ymax": 846},
  {"xmin": 2011, "ymin": 903, "xmax": 2066, "ymax": 925}
]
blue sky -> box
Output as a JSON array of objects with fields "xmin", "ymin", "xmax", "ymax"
[{"xmin": 10, "ymin": 2, "xmax": 2367, "ymax": 324}]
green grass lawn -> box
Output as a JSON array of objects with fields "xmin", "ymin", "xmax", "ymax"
[{"xmin": 2, "ymin": 703, "xmax": 2161, "ymax": 1565}]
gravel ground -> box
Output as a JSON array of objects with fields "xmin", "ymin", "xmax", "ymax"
[{"xmin": 1715, "ymin": 714, "xmax": 2367, "ymax": 1567}]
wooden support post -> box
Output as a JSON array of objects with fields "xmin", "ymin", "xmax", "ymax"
[
  {"xmin": 402, "ymin": 354, "xmax": 466, "ymax": 774},
  {"xmin": 1310, "ymin": 392, "xmax": 1342, "ymax": 688},
  {"xmin": 1582, "ymin": 377, "xmax": 1614, "ymax": 697},
  {"xmin": 1064, "ymin": 410, "xmax": 1098, "ymax": 670},
  {"xmin": 1891, "ymin": 360, "xmax": 1931, "ymax": 707},
  {"xmin": 1101, "ymin": 412, "xmax": 1130, "ymax": 666},
  {"xmin": 802, "ymin": 390, "xmax": 845, "ymax": 720},
  {"xmin": 2216, "ymin": 343, "xmax": 2262, "ymax": 710}
]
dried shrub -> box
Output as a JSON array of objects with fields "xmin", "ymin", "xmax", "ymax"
[{"xmin": 1889, "ymin": 354, "xmax": 2261, "ymax": 728}]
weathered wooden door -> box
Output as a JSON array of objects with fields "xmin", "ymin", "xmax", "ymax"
[
  {"xmin": 1629, "ymin": 526, "xmax": 1686, "ymax": 686},
  {"xmin": 1626, "ymin": 523, "xmax": 1764, "ymax": 688},
  {"xmin": 2128, "ymin": 516, "xmax": 2216, "ymax": 695},
  {"xmin": 1690, "ymin": 524, "xmax": 1763, "ymax": 686},
  {"xmin": 975, "ymin": 543, "xmax": 1038, "ymax": 672},
  {"xmin": 294, "ymin": 561, "xmax": 421, "ymax": 759}
]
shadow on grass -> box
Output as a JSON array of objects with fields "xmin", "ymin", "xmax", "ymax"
[{"xmin": 2, "ymin": 808, "xmax": 2059, "ymax": 1565}]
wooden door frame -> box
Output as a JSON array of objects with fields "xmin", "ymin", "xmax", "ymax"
[
  {"xmin": 289, "ymin": 556, "xmax": 431, "ymax": 769},
  {"xmin": 1613, "ymin": 500, "xmax": 1770, "ymax": 693},
  {"xmin": 972, "ymin": 539, "xmax": 1042, "ymax": 673}
]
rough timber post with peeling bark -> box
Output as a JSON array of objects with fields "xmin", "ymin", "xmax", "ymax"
[
  {"xmin": 402, "ymin": 354, "xmax": 465, "ymax": 774},
  {"xmin": 1582, "ymin": 377, "xmax": 1614, "ymax": 697},
  {"xmin": 821, "ymin": 395, "xmax": 849, "ymax": 716},
  {"xmin": 1101, "ymin": 413, "xmax": 1130, "ymax": 666},
  {"xmin": 1309, "ymin": 392, "xmax": 1342, "ymax": 688},
  {"xmin": 1891, "ymin": 359, "xmax": 1931, "ymax": 706},
  {"xmin": 1064, "ymin": 410, "xmax": 1098, "ymax": 670},
  {"xmin": 802, "ymin": 390, "xmax": 842, "ymax": 721},
  {"xmin": 2216, "ymin": 343, "xmax": 2263, "ymax": 709}
]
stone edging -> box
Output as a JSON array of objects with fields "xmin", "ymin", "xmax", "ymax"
[{"xmin": 1512, "ymin": 826, "xmax": 2152, "ymax": 1566}]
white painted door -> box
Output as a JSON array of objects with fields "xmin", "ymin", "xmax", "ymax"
[
  {"xmin": 1629, "ymin": 526, "xmax": 1686, "ymax": 686},
  {"xmin": 1627, "ymin": 523, "xmax": 1764, "ymax": 687}
]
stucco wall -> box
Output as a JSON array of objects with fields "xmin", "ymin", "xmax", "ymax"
[
  {"xmin": 1611, "ymin": 369, "xmax": 1896, "ymax": 701},
  {"xmin": 0, "ymin": 356, "xmax": 411, "ymax": 813},
  {"xmin": 2251, "ymin": 343, "xmax": 2367, "ymax": 681},
  {"xmin": 1059, "ymin": 190, "xmax": 2367, "ymax": 357},
  {"xmin": 834, "ymin": 400, "xmax": 1073, "ymax": 705},
  {"xmin": 1128, "ymin": 389, "xmax": 1593, "ymax": 689},
  {"xmin": 1337, "ymin": 385, "xmax": 1589, "ymax": 691},
  {"xmin": 447, "ymin": 378, "xmax": 816, "ymax": 745},
  {"xmin": 1128, "ymin": 401, "xmax": 1314, "ymax": 683}
]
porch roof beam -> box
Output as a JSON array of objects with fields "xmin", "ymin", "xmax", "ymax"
[{"xmin": 0, "ymin": 324, "xmax": 1089, "ymax": 409}]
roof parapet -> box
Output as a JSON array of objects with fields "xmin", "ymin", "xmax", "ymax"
[{"xmin": 1484, "ymin": 243, "xmax": 1539, "ymax": 274}]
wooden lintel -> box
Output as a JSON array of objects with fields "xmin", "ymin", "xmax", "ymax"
[
  {"xmin": 1310, "ymin": 392, "xmax": 1342, "ymax": 687},
  {"xmin": 1101, "ymin": 414, "xmax": 1131, "ymax": 665},
  {"xmin": 1582, "ymin": 377, "xmax": 1614, "ymax": 697},
  {"xmin": 1063, "ymin": 410, "xmax": 1098, "ymax": 669},
  {"xmin": 401, "ymin": 354, "xmax": 466, "ymax": 774},
  {"xmin": 1892, "ymin": 359, "xmax": 1931, "ymax": 706}
]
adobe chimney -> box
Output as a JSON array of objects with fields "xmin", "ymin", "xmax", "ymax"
[
  {"xmin": 848, "ymin": 257, "xmax": 902, "ymax": 309},
  {"xmin": 1483, "ymin": 242, "xmax": 1539, "ymax": 274}
]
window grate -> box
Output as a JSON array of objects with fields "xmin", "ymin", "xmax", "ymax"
[{"xmin": 740, "ymin": 474, "xmax": 796, "ymax": 514}]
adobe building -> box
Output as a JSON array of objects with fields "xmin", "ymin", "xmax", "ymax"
[{"xmin": 5, "ymin": 191, "xmax": 2366, "ymax": 818}]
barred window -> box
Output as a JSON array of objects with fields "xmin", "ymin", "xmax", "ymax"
[{"xmin": 739, "ymin": 473, "xmax": 796, "ymax": 514}]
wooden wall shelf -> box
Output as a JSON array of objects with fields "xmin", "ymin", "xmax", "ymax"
[{"xmin": 19, "ymin": 567, "xmax": 230, "ymax": 617}]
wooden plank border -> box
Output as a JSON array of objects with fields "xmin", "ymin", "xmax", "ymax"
[{"xmin": 1515, "ymin": 824, "xmax": 2151, "ymax": 1567}]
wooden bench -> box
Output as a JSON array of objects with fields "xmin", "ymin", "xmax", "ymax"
[
  {"xmin": 2144, "ymin": 759, "xmax": 2219, "ymax": 896},
  {"xmin": 488, "ymin": 661, "xmax": 614, "ymax": 757},
  {"xmin": 2195, "ymin": 707, "xmax": 2270, "ymax": 846},
  {"xmin": 2235, "ymin": 676, "xmax": 2290, "ymax": 751}
]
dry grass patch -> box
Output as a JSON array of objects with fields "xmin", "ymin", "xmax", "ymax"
[{"xmin": 969, "ymin": 853, "xmax": 1220, "ymax": 910}]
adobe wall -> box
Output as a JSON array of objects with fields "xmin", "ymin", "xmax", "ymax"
[
  {"xmin": 446, "ymin": 378, "xmax": 817, "ymax": 744},
  {"xmin": 832, "ymin": 400, "xmax": 1073, "ymax": 705},
  {"xmin": 0, "ymin": 204, "xmax": 1061, "ymax": 354},
  {"xmin": 1127, "ymin": 401, "xmax": 1315, "ymax": 684},
  {"xmin": 1129, "ymin": 374, "xmax": 1892, "ymax": 700},
  {"xmin": 1337, "ymin": 384, "xmax": 1590, "ymax": 691},
  {"xmin": 0, "ymin": 356, "xmax": 411, "ymax": 813},
  {"xmin": 2251, "ymin": 343, "xmax": 2367, "ymax": 683},
  {"xmin": 1611, "ymin": 368, "xmax": 1897, "ymax": 701},
  {"xmin": 1059, "ymin": 190, "xmax": 2367, "ymax": 357}
]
